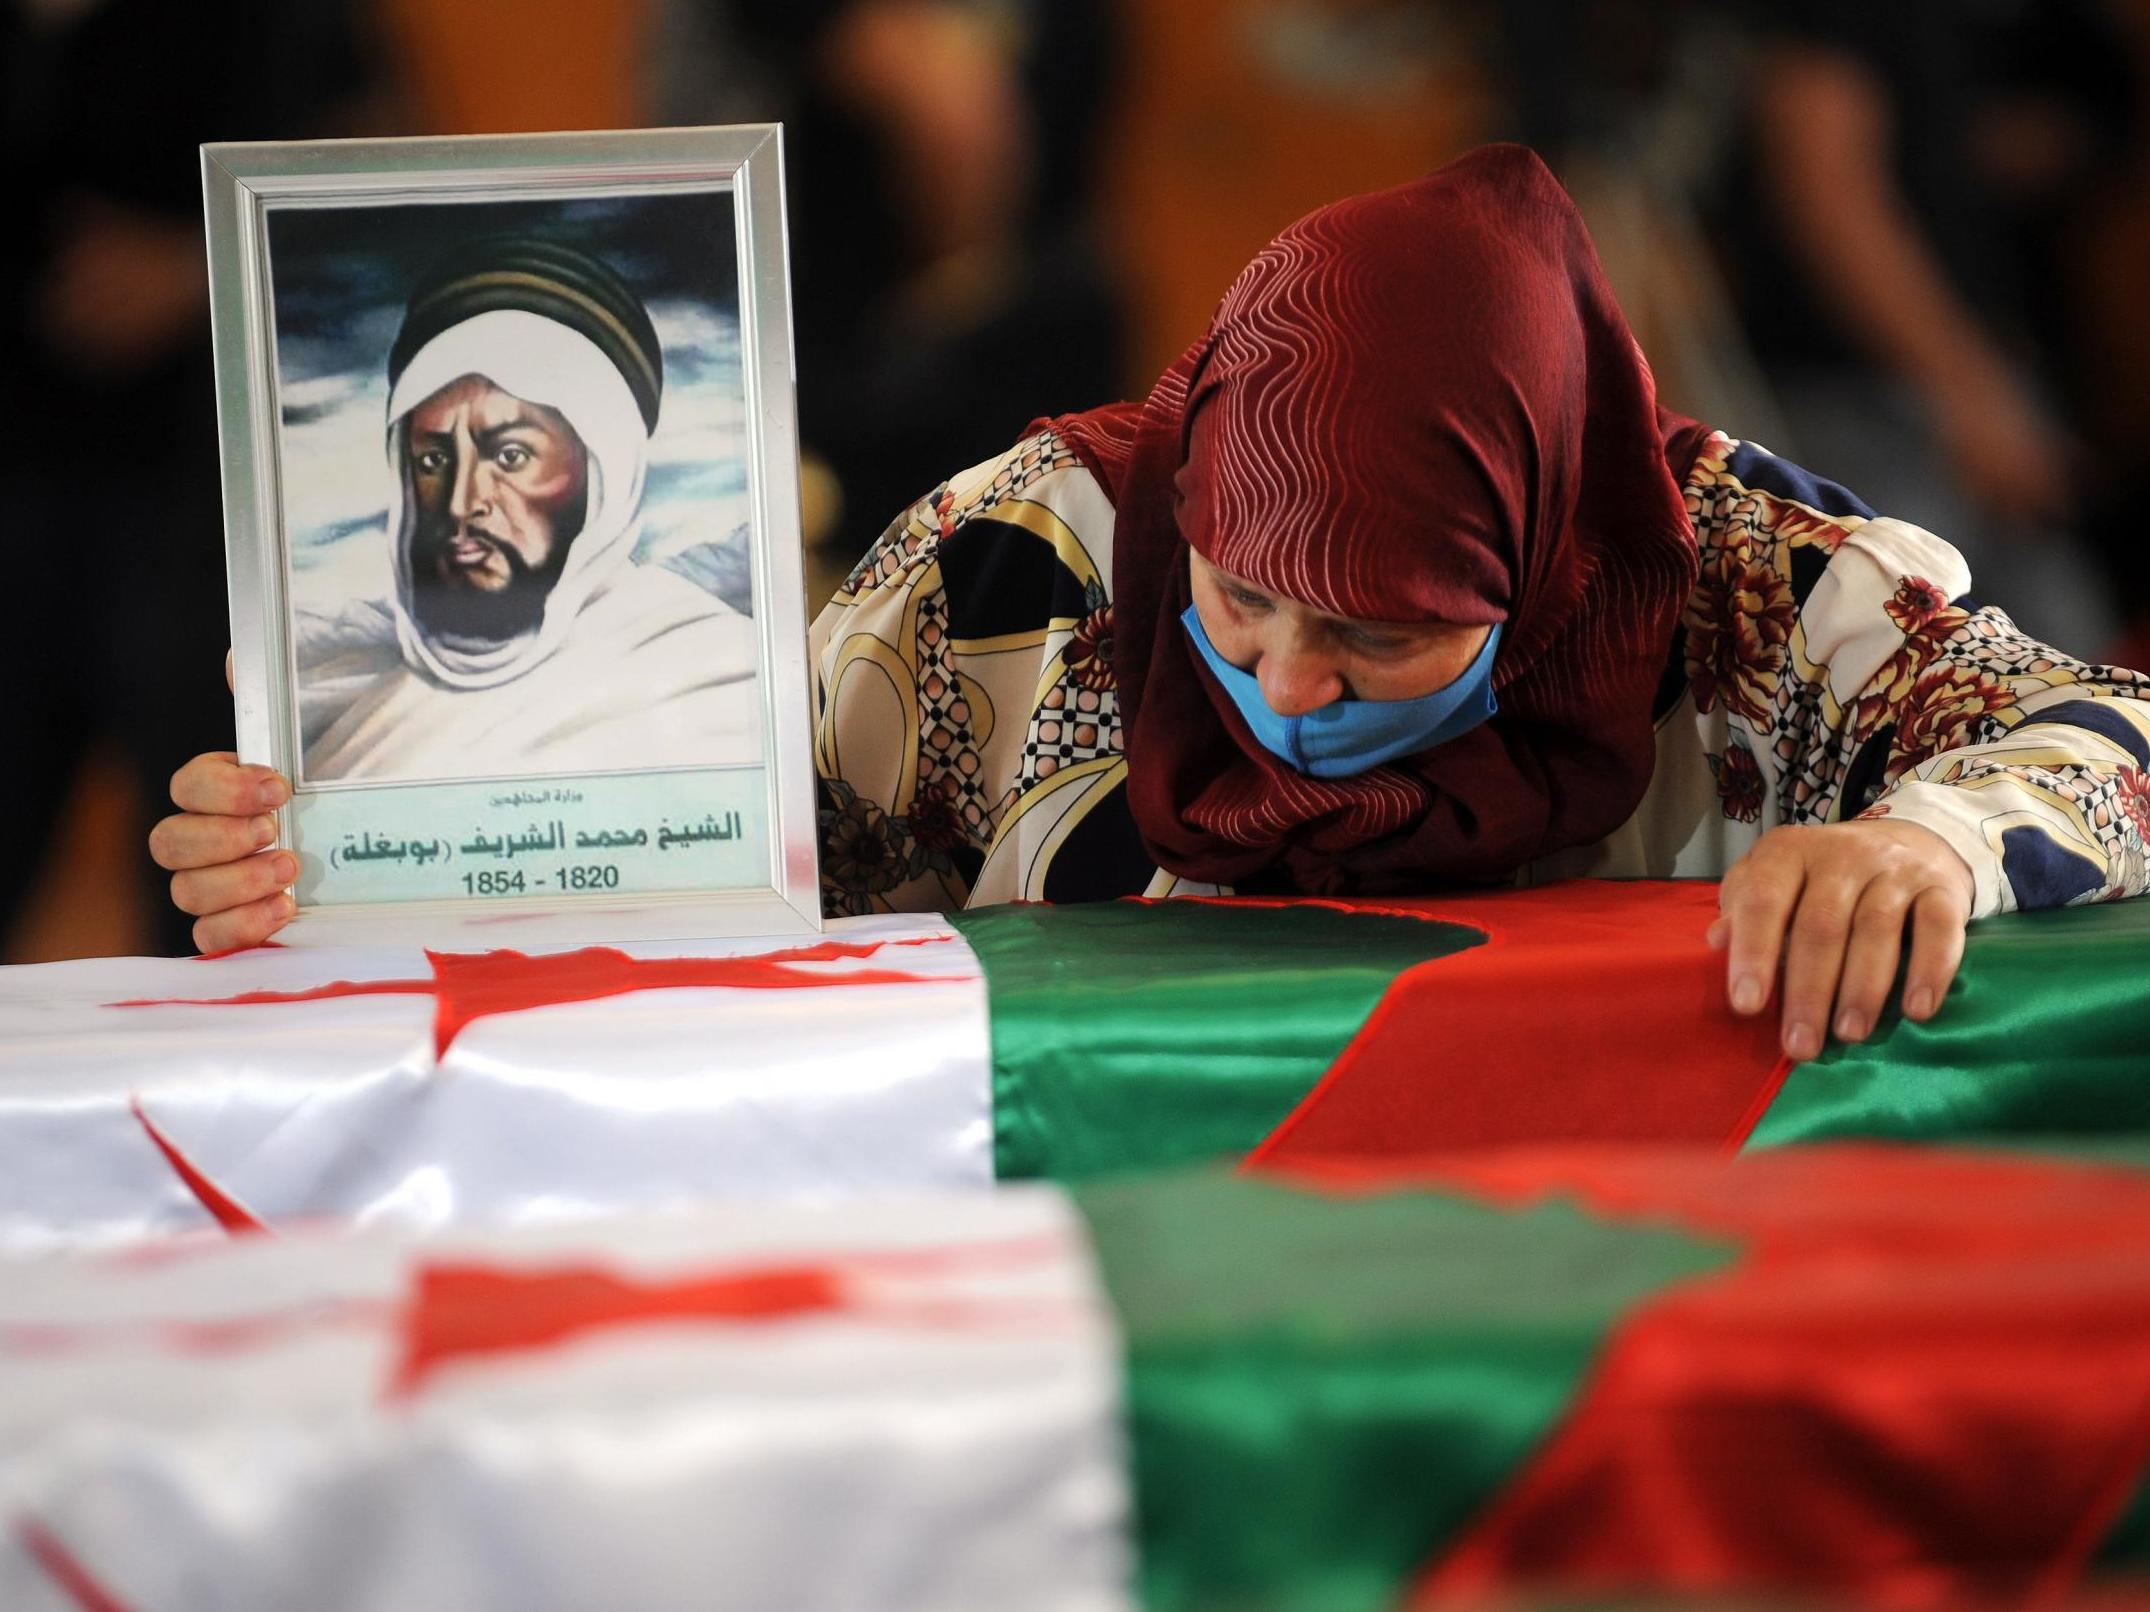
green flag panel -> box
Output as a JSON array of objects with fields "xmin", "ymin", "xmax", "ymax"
[
  {"xmin": 1073, "ymin": 1170, "xmax": 1735, "ymax": 1612},
  {"xmin": 1749, "ymin": 900, "xmax": 2150, "ymax": 1147},
  {"xmin": 2095, "ymin": 1466, "xmax": 2150, "ymax": 1573},
  {"xmin": 953, "ymin": 901, "xmax": 1483, "ymax": 1180},
  {"xmin": 962, "ymin": 893, "xmax": 2150, "ymax": 1174}
]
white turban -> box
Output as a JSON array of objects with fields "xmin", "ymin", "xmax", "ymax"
[{"xmin": 382, "ymin": 308, "xmax": 653, "ymax": 690}]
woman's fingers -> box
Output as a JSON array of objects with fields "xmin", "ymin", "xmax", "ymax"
[
  {"xmin": 170, "ymin": 848, "xmax": 297, "ymax": 921},
  {"xmin": 155, "ymin": 734, "xmax": 297, "ymax": 953},
  {"xmin": 192, "ymin": 889, "xmax": 297, "ymax": 956},
  {"xmin": 149, "ymin": 808, "xmax": 277, "ymax": 873},
  {"xmin": 153, "ymin": 748, "xmax": 299, "ymax": 951},
  {"xmin": 1719, "ymin": 819, "xmax": 1976, "ymax": 1056},
  {"xmin": 1828, "ymin": 880, "xmax": 1915, "ymax": 1043},
  {"xmin": 1717, "ymin": 828, "xmax": 1809, "ymax": 1020},
  {"xmin": 1775, "ymin": 867, "xmax": 1864, "ymax": 1061},
  {"xmin": 1901, "ymin": 883, "xmax": 1971, "ymax": 1021},
  {"xmin": 169, "ymin": 752, "xmax": 288, "ymax": 816}
]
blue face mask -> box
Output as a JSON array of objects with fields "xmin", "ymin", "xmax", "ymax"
[{"xmin": 1180, "ymin": 604, "xmax": 1501, "ymax": 778}]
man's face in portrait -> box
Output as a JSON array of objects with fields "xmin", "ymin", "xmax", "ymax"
[{"xmin": 404, "ymin": 373, "xmax": 590, "ymax": 643}]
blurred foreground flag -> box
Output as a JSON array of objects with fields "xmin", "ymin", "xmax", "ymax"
[
  {"xmin": 4, "ymin": 1146, "xmax": 2149, "ymax": 1610},
  {"xmin": 4, "ymin": 884, "xmax": 2149, "ymax": 1246},
  {"xmin": 0, "ymin": 1184, "xmax": 1130, "ymax": 1612}
]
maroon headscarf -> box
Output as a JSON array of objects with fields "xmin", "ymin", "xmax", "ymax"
[{"xmin": 1043, "ymin": 145, "xmax": 1708, "ymax": 895}]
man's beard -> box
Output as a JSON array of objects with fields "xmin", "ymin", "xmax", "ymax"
[{"xmin": 407, "ymin": 522, "xmax": 571, "ymax": 647}]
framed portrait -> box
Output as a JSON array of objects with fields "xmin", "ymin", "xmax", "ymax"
[{"xmin": 203, "ymin": 125, "xmax": 819, "ymax": 945}]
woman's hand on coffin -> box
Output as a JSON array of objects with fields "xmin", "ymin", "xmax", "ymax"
[{"xmin": 1707, "ymin": 818, "xmax": 1976, "ymax": 1060}]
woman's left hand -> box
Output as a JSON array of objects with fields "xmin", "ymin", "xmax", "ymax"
[{"xmin": 1709, "ymin": 819, "xmax": 1976, "ymax": 1060}]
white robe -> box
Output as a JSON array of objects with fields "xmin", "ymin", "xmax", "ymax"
[{"xmin": 299, "ymin": 560, "xmax": 761, "ymax": 783}]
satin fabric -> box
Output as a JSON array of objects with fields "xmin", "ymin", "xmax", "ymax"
[
  {"xmin": 2101, "ymin": 1469, "xmax": 2150, "ymax": 1572},
  {"xmin": 0, "ymin": 915, "xmax": 991, "ymax": 1249},
  {"xmin": 959, "ymin": 888, "xmax": 2150, "ymax": 1179},
  {"xmin": 947, "ymin": 898, "xmax": 1485, "ymax": 1182},
  {"xmin": 1369, "ymin": 1145, "xmax": 2150, "ymax": 1605},
  {"xmin": 1249, "ymin": 881, "xmax": 1786, "ymax": 1162},
  {"xmin": 1747, "ymin": 893, "xmax": 2150, "ymax": 1146},
  {"xmin": 1050, "ymin": 145, "xmax": 1704, "ymax": 895},
  {"xmin": 1073, "ymin": 1167, "xmax": 1731, "ymax": 1612},
  {"xmin": 6, "ymin": 1150, "xmax": 2148, "ymax": 1606},
  {"xmin": 7, "ymin": 889, "xmax": 2146, "ymax": 1256},
  {"xmin": 0, "ymin": 1190, "xmax": 1131, "ymax": 1612}
]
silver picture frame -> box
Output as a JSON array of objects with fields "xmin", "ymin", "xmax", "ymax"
[{"xmin": 204, "ymin": 125, "xmax": 821, "ymax": 946}]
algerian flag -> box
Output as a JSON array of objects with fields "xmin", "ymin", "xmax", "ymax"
[
  {"xmin": 4, "ymin": 1146, "xmax": 2148, "ymax": 1609},
  {"xmin": 0, "ymin": 914, "xmax": 991, "ymax": 1247},
  {"xmin": 3, "ymin": 883, "xmax": 2148, "ymax": 1247},
  {"xmin": 962, "ymin": 880, "xmax": 2150, "ymax": 1179}
]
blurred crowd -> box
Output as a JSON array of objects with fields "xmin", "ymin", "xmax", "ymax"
[{"xmin": 7, "ymin": 0, "xmax": 2150, "ymax": 960}]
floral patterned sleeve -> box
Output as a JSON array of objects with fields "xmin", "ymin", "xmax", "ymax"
[
  {"xmin": 807, "ymin": 431, "xmax": 1158, "ymax": 919},
  {"xmin": 1680, "ymin": 434, "xmax": 2150, "ymax": 916},
  {"xmin": 807, "ymin": 456, "xmax": 1011, "ymax": 920}
]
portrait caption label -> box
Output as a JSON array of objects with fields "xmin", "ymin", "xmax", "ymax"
[{"xmin": 289, "ymin": 768, "xmax": 769, "ymax": 906}]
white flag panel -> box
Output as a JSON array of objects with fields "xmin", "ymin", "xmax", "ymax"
[
  {"xmin": 0, "ymin": 1187, "xmax": 1132, "ymax": 1612},
  {"xmin": 0, "ymin": 914, "xmax": 994, "ymax": 1250}
]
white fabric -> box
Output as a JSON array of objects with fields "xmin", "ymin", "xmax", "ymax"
[
  {"xmin": 0, "ymin": 1190, "xmax": 1134, "ymax": 1612},
  {"xmin": 0, "ymin": 915, "xmax": 992, "ymax": 1252},
  {"xmin": 1800, "ymin": 518, "xmax": 1974, "ymax": 705}
]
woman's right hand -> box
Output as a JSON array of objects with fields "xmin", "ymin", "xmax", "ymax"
[{"xmin": 148, "ymin": 753, "xmax": 298, "ymax": 953}]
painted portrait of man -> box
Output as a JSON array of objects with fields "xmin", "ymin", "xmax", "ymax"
[{"xmin": 293, "ymin": 233, "xmax": 761, "ymax": 783}]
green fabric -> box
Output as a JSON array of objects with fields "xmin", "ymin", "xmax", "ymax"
[
  {"xmin": 1074, "ymin": 1169, "xmax": 1737, "ymax": 1612},
  {"xmin": 2095, "ymin": 1464, "xmax": 2150, "ymax": 1572},
  {"xmin": 952, "ymin": 901, "xmax": 1483, "ymax": 1181},
  {"xmin": 1749, "ymin": 901, "xmax": 2150, "ymax": 1148}
]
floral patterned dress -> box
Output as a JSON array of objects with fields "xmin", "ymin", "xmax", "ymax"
[{"xmin": 811, "ymin": 427, "xmax": 2150, "ymax": 919}]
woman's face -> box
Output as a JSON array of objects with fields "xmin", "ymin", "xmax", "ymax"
[{"xmin": 1188, "ymin": 549, "xmax": 1493, "ymax": 714}]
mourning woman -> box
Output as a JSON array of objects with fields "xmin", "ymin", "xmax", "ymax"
[{"xmin": 153, "ymin": 147, "xmax": 2150, "ymax": 1062}]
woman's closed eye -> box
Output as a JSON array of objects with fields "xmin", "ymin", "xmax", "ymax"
[{"xmin": 1338, "ymin": 624, "xmax": 1416, "ymax": 654}]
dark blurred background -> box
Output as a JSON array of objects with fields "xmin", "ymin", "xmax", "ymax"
[{"xmin": 7, "ymin": 0, "xmax": 2149, "ymax": 960}]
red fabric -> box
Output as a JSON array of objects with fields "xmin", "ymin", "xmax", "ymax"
[
  {"xmin": 392, "ymin": 1261, "xmax": 849, "ymax": 1395},
  {"xmin": 17, "ymin": 1519, "xmax": 140, "ymax": 1612},
  {"xmin": 3, "ymin": 1298, "xmax": 391, "ymax": 1362},
  {"xmin": 1272, "ymin": 1146, "xmax": 2150, "ymax": 1607},
  {"xmin": 1244, "ymin": 881, "xmax": 1786, "ymax": 1161},
  {"xmin": 129, "ymin": 1098, "xmax": 269, "ymax": 1237},
  {"xmin": 1049, "ymin": 145, "xmax": 1704, "ymax": 895},
  {"xmin": 113, "ymin": 935, "xmax": 960, "ymax": 1058},
  {"xmin": 391, "ymin": 1235, "xmax": 1072, "ymax": 1396}
]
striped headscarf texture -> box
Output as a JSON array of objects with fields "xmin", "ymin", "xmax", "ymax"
[{"xmin": 1048, "ymin": 145, "xmax": 1707, "ymax": 894}]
